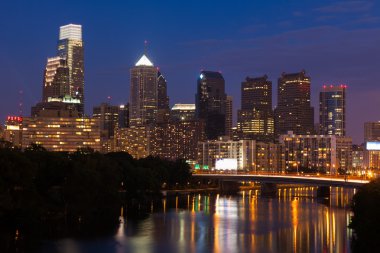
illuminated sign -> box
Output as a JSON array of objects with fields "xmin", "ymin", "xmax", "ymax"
[
  {"xmin": 194, "ymin": 164, "xmax": 200, "ymax": 170},
  {"xmin": 366, "ymin": 142, "xmax": 380, "ymax": 151},
  {"xmin": 215, "ymin": 159, "xmax": 238, "ymax": 170},
  {"xmin": 203, "ymin": 165, "xmax": 209, "ymax": 170}
]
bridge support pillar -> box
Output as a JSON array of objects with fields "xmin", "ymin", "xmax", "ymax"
[
  {"xmin": 317, "ymin": 186, "xmax": 330, "ymax": 198},
  {"xmin": 261, "ymin": 183, "xmax": 278, "ymax": 197},
  {"xmin": 219, "ymin": 181, "xmax": 240, "ymax": 194}
]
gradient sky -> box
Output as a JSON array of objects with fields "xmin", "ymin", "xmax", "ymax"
[{"xmin": 0, "ymin": 0, "xmax": 379, "ymax": 144}]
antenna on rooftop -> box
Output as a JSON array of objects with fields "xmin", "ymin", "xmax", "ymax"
[
  {"xmin": 144, "ymin": 40, "xmax": 148, "ymax": 55},
  {"xmin": 18, "ymin": 90, "xmax": 23, "ymax": 116}
]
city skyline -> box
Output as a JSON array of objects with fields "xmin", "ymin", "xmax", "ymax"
[{"xmin": 1, "ymin": 1, "xmax": 380, "ymax": 144}]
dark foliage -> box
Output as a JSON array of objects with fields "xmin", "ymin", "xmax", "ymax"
[
  {"xmin": 350, "ymin": 179, "xmax": 380, "ymax": 252},
  {"xmin": 0, "ymin": 148, "xmax": 192, "ymax": 252}
]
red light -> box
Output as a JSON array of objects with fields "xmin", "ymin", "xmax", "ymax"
[
  {"xmin": 330, "ymin": 85, "xmax": 333, "ymax": 88},
  {"xmin": 323, "ymin": 85, "xmax": 326, "ymax": 89}
]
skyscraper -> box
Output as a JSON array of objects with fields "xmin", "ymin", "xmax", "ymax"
[
  {"xmin": 225, "ymin": 96, "xmax": 233, "ymax": 138},
  {"xmin": 319, "ymin": 85, "xmax": 347, "ymax": 136},
  {"xmin": 129, "ymin": 54, "xmax": 158, "ymax": 126},
  {"xmin": 42, "ymin": 57, "xmax": 70, "ymax": 102},
  {"xmin": 275, "ymin": 70, "xmax": 314, "ymax": 136},
  {"xmin": 157, "ymin": 71, "xmax": 170, "ymax": 123},
  {"xmin": 237, "ymin": 75, "xmax": 274, "ymax": 142},
  {"xmin": 57, "ymin": 24, "xmax": 84, "ymax": 113},
  {"xmin": 195, "ymin": 71, "xmax": 227, "ymax": 140}
]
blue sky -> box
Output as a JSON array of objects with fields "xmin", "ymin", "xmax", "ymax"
[{"xmin": 0, "ymin": 0, "xmax": 379, "ymax": 143}]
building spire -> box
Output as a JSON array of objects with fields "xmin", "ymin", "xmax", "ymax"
[{"xmin": 144, "ymin": 40, "xmax": 148, "ymax": 55}]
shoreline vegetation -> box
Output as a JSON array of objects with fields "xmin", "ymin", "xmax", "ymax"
[
  {"xmin": 0, "ymin": 145, "xmax": 198, "ymax": 252},
  {"xmin": 349, "ymin": 178, "xmax": 380, "ymax": 252}
]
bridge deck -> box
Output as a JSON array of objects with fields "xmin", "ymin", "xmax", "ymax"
[{"xmin": 193, "ymin": 173, "xmax": 369, "ymax": 188}]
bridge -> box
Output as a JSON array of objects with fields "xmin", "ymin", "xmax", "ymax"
[{"xmin": 192, "ymin": 172, "xmax": 370, "ymax": 196}]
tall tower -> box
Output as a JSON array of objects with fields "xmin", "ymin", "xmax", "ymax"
[
  {"xmin": 195, "ymin": 71, "xmax": 227, "ymax": 140},
  {"xmin": 57, "ymin": 24, "xmax": 84, "ymax": 113},
  {"xmin": 319, "ymin": 85, "xmax": 346, "ymax": 136},
  {"xmin": 130, "ymin": 54, "xmax": 158, "ymax": 126},
  {"xmin": 275, "ymin": 70, "xmax": 314, "ymax": 136},
  {"xmin": 225, "ymin": 96, "xmax": 233, "ymax": 138},
  {"xmin": 42, "ymin": 56, "xmax": 70, "ymax": 102},
  {"xmin": 157, "ymin": 71, "xmax": 170, "ymax": 123},
  {"xmin": 237, "ymin": 75, "xmax": 274, "ymax": 142}
]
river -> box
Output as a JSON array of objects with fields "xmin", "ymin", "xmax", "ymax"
[{"xmin": 39, "ymin": 187, "xmax": 354, "ymax": 253}]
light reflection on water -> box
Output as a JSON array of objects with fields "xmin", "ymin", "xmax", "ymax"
[{"xmin": 42, "ymin": 187, "xmax": 354, "ymax": 253}]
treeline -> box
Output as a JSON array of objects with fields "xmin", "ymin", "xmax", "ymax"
[
  {"xmin": 350, "ymin": 178, "xmax": 380, "ymax": 252},
  {"xmin": 0, "ymin": 145, "xmax": 192, "ymax": 250}
]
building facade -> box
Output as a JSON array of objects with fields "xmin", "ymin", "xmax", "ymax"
[
  {"xmin": 129, "ymin": 55, "xmax": 158, "ymax": 126},
  {"xmin": 114, "ymin": 125, "xmax": 150, "ymax": 159},
  {"xmin": 197, "ymin": 137, "xmax": 284, "ymax": 172},
  {"xmin": 275, "ymin": 71, "xmax": 314, "ymax": 137},
  {"xmin": 364, "ymin": 122, "xmax": 380, "ymax": 170},
  {"xmin": 279, "ymin": 132, "xmax": 352, "ymax": 174},
  {"xmin": 237, "ymin": 75, "xmax": 274, "ymax": 142},
  {"xmin": 157, "ymin": 71, "xmax": 170, "ymax": 123},
  {"xmin": 3, "ymin": 116, "xmax": 23, "ymax": 148},
  {"xmin": 319, "ymin": 85, "xmax": 346, "ymax": 136},
  {"xmin": 57, "ymin": 24, "xmax": 84, "ymax": 113},
  {"xmin": 195, "ymin": 71, "xmax": 227, "ymax": 140},
  {"xmin": 225, "ymin": 96, "xmax": 233, "ymax": 138},
  {"xmin": 170, "ymin": 104, "xmax": 195, "ymax": 122},
  {"xmin": 22, "ymin": 116, "xmax": 101, "ymax": 152}
]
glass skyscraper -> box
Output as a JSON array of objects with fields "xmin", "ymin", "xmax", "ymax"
[
  {"xmin": 57, "ymin": 24, "xmax": 84, "ymax": 113},
  {"xmin": 195, "ymin": 71, "xmax": 227, "ymax": 140},
  {"xmin": 319, "ymin": 85, "xmax": 346, "ymax": 136}
]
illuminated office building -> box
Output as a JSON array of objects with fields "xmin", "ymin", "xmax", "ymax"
[
  {"xmin": 57, "ymin": 24, "xmax": 84, "ymax": 113},
  {"xmin": 42, "ymin": 57, "xmax": 70, "ymax": 102},
  {"xmin": 157, "ymin": 71, "xmax": 170, "ymax": 123},
  {"xmin": 3, "ymin": 116, "xmax": 23, "ymax": 148},
  {"xmin": 197, "ymin": 137, "xmax": 284, "ymax": 172},
  {"xmin": 237, "ymin": 75, "xmax": 273, "ymax": 142},
  {"xmin": 352, "ymin": 145, "xmax": 364, "ymax": 172},
  {"xmin": 22, "ymin": 116, "xmax": 101, "ymax": 152},
  {"xmin": 170, "ymin": 104, "xmax": 195, "ymax": 122},
  {"xmin": 93, "ymin": 103, "xmax": 120, "ymax": 153},
  {"xmin": 279, "ymin": 131, "xmax": 352, "ymax": 173},
  {"xmin": 319, "ymin": 85, "xmax": 346, "ymax": 136},
  {"xmin": 195, "ymin": 71, "xmax": 227, "ymax": 139},
  {"xmin": 130, "ymin": 54, "xmax": 158, "ymax": 126},
  {"xmin": 118, "ymin": 104, "xmax": 130, "ymax": 128},
  {"xmin": 275, "ymin": 71, "xmax": 314, "ymax": 136}
]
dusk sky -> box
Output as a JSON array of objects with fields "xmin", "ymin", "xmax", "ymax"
[{"xmin": 0, "ymin": 0, "xmax": 379, "ymax": 144}]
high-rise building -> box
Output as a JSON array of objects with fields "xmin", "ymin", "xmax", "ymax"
[
  {"xmin": 170, "ymin": 104, "xmax": 195, "ymax": 122},
  {"xmin": 42, "ymin": 57, "xmax": 70, "ymax": 102},
  {"xmin": 195, "ymin": 71, "xmax": 227, "ymax": 140},
  {"xmin": 364, "ymin": 122, "xmax": 380, "ymax": 142},
  {"xmin": 275, "ymin": 71, "xmax": 314, "ymax": 137},
  {"xmin": 319, "ymin": 85, "xmax": 347, "ymax": 136},
  {"xmin": 237, "ymin": 75, "xmax": 274, "ymax": 142},
  {"xmin": 57, "ymin": 24, "xmax": 84, "ymax": 113},
  {"xmin": 157, "ymin": 71, "xmax": 170, "ymax": 123},
  {"xmin": 130, "ymin": 54, "xmax": 158, "ymax": 126},
  {"xmin": 225, "ymin": 96, "xmax": 233, "ymax": 138},
  {"xmin": 118, "ymin": 104, "xmax": 130, "ymax": 128},
  {"xmin": 92, "ymin": 103, "xmax": 120, "ymax": 139}
]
